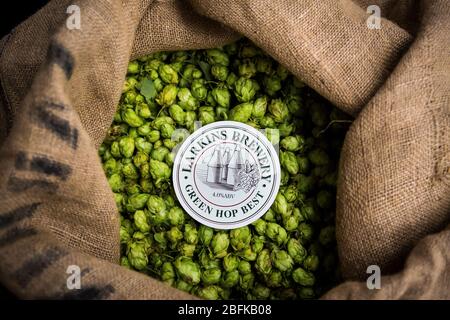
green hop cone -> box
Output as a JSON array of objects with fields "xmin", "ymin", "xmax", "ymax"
[
  {"xmin": 221, "ymin": 270, "xmax": 239, "ymax": 288},
  {"xmin": 201, "ymin": 267, "xmax": 222, "ymax": 285},
  {"xmin": 237, "ymin": 247, "xmax": 257, "ymax": 262},
  {"xmin": 255, "ymin": 249, "xmax": 272, "ymax": 275},
  {"xmin": 252, "ymin": 219, "xmax": 266, "ymax": 236},
  {"xmin": 280, "ymin": 151, "xmax": 299, "ymax": 175},
  {"xmin": 169, "ymin": 104, "xmax": 186, "ymax": 125},
  {"xmin": 268, "ymin": 99, "xmax": 289, "ymax": 123},
  {"xmin": 263, "ymin": 208, "xmax": 276, "ymax": 222},
  {"xmin": 211, "ymin": 232, "xmax": 229, "ymax": 258},
  {"xmin": 211, "ymin": 64, "xmax": 229, "ymax": 81},
  {"xmin": 179, "ymin": 243, "xmax": 196, "ymax": 257},
  {"xmin": 127, "ymin": 61, "xmax": 140, "ymax": 74},
  {"xmin": 304, "ymin": 254, "xmax": 319, "ymax": 272},
  {"xmin": 135, "ymin": 137, "xmax": 152, "ymax": 154},
  {"xmin": 300, "ymin": 201, "xmax": 319, "ymax": 222},
  {"xmin": 160, "ymin": 123, "xmax": 175, "ymax": 139},
  {"xmin": 263, "ymin": 75, "xmax": 282, "ymax": 96},
  {"xmin": 121, "ymin": 108, "xmax": 144, "ymax": 128},
  {"xmin": 259, "ymin": 115, "xmax": 276, "ymax": 128},
  {"xmin": 156, "ymin": 84, "xmax": 178, "ymax": 106},
  {"xmin": 158, "ymin": 64, "xmax": 179, "ymax": 84},
  {"xmin": 184, "ymin": 224, "xmax": 198, "ymax": 245},
  {"xmin": 252, "ymin": 96, "xmax": 268, "ymax": 118},
  {"xmin": 266, "ymin": 270, "xmax": 282, "ymax": 288},
  {"xmin": 119, "ymin": 136, "xmax": 135, "ymax": 158},
  {"xmin": 272, "ymin": 193, "xmax": 289, "ymax": 218},
  {"xmin": 197, "ymin": 286, "xmax": 220, "ymax": 300},
  {"xmin": 251, "ymin": 235, "xmax": 265, "ymax": 254},
  {"xmin": 132, "ymin": 151, "xmax": 148, "ymax": 168},
  {"xmin": 154, "ymin": 232, "xmax": 167, "ymax": 250},
  {"xmin": 199, "ymin": 225, "xmax": 214, "ymax": 246},
  {"xmin": 287, "ymin": 238, "xmax": 307, "ymax": 264},
  {"xmin": 178, "ymin": 87, "xmax": 199, "ymax": 111},
  {"xmin": 176, "ymin": 279, "xmax": 193, "ymax": 293},
  {"xmin": 147, "ymin": 130, "xmax": 160, "ymax": 143},
  {"xmin": 266, "ymin": 223, "xmax": 288, "ymax": 246},
  {"xmin": 127, "ymin": 242, "xmax": 148, "ymax": 270},
  {"xmin": 283, "ymin": 211, "xmax": 300, "ymax": 232},
  {"xmin": 174, "ymin": 256, "xmax": 201, "ymax": 285},
  {"xmin": 234, "ymin": 77, "xmax": 258, "ymax": 102},
  {"xmin": 238, "ymin": 260, "xmax": 252, "ymax": 275},
  {"xmin": 252, "ymin": 283, "xmax": 271, "ymax": 299},
  {"xmin": 167, "ymin": 226, "xmax": 183, "ymax": 245},
  {"xmin": 120, "ymin": 256, "xmax": 131, "ymax": 269},
  {"xmin": 198, "ymin": 106, "xmax": 216, "ymax": 125},
  {"xmin": 127, "ymin": 193, "xmax": 150, "ymax": 212},
  {"xmin": 278, "ymin": 123, "xmax": 295, "ymax": 137},
  {"xmin": 211, "ymin": 86, "xmax": 231, "ymax": 108},
  {"xmin": 239, "ymin": 273, "xmax": 255, "ymax": 292},
  {"xmin": 108, "ymin": 173, "xmax": 124, "ymax": 192},
  {"xmin": 191, "ymin": 79, "xmax": 208, "ymax": 101},
  {"xmin": 134, "ymin": 210, "xmax": 150, "ymax": 233},
  {"xmin": 282, "ymin": 184, "xmax": 299, "ymax": 203},
  {"xmin": 206, "ymin": 49, "xmax": 229, "ymax": 66},
  {"xmin": 230, "ymin": 226, "xmax": 252, "ymax": 251},
  {"xmin": 147, "ymin": 195, "xmax": 166, "ymax": 215},
  {"xmin": 271, "ymin": 249, "xmax": 294, "ymax": 272},
  {"xmin": 238, "ymin": 59, "xmax": 257, "ymax": 78},
  {"xmin": 161, "ymin": 262, "xmax": 176, "ymax": 284},
  {"xmin": 229, "ymin": 102, "xmax": 253, "ymax": 122},
  {"xmin": 119, "ymin": 225, "xmax": 131, "ymax": 244},
  {"xmin": 298, "ymin": 223, "xmax": 314, "ymax": 243},
  {"xmin": 292, "ymin": 267, "xmax": 315, "ymax": 286},
  {"xmin": 199, "ymin": 250, "xmax": 220, "ymax": 269},
  {"xmin": 168, "ymin": 207, "xmax": 185, "ymax": 226},
  {"xmin": 280, "ymin": 135, "xmax": 306, "ymax": 152},
  {"xmin": 114, "ymin": 193, "xmax": 126, "ymax": 213},
  {"xmin": 122, "ymin": 162, "xmax": 139, "ymax": 179},
  {"xmin": 151, "ymin": 146, "xmax": 169, "ymax": 162},
  {"xmin": 223, "ymin": 254, "xmax": 239, "ymax": 272},
  {"xmin": 255, "ymin": 57, "xmax": 272, "ymax": 74},
  {"xmin": 149, "ymin": 159, "xmax": 171, "ymax": 184}
]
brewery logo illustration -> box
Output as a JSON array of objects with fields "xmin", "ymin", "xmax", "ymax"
[{"xmin": 173, "ymin": 121, "xmax": 281, "ymax": 229}]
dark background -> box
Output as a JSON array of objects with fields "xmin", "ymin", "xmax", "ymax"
[{"xmin": 0, "ymin": 1, "xmax": 49, "ymax": 38}]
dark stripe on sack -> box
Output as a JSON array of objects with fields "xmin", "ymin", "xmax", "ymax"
[
  {"xmin": 47, "ymin": 41, "xmax": 74, "ymax": 79},
  {"xmin": 14, "ymin": 152, "xmax": 72, "ymax": 180},
  {"xmin": 30, "ymin": 155, "xmax": 72, "ymax": 180},
  {"xmin": 0, "ymin": 227, "xmax": 37, "ymax": 248},
  {"xmin": 14, "ymin": 246, "xmax": 67, "ymax": 288},
  {"xmin": 7, "ymin": 175, "xmax": 58, "ymax": 193},
  {"xmin": 34, "ymin": 103, "xmax": 78, "ymax": 149},
  {"xmin": 58, "ymin": 285, "xmax": 115, "ymax": 300},
  {"xmin": 14, "ymin": 151, "xmax": 27, "ymax": 170},
  {"xmin": 0, "ymin": 203, "xmax": 41, "ymax": 229}
]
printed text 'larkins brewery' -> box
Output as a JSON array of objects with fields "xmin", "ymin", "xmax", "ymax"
[{"xmin": 173, "ymin": 121, "xmax": 280, "ymax": 230}]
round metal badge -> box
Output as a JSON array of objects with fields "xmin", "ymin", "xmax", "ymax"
[{"xmin": 172, "ymin": 121, "xmax": 281, "ymax": 230}]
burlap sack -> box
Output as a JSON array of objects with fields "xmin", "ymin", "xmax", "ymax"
[{"xmin": 0, "ymin": 0, "xmax": 448, "ymax": 299}]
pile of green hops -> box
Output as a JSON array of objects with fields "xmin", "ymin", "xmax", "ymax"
[{"xmin": 99, "ymin": 38, "xmax": 352, "ymax": 300}]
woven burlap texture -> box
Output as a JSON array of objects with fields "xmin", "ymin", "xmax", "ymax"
[{"xmin": 0, "ymin": 0, "xmax": 448, "ymax": 299}]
